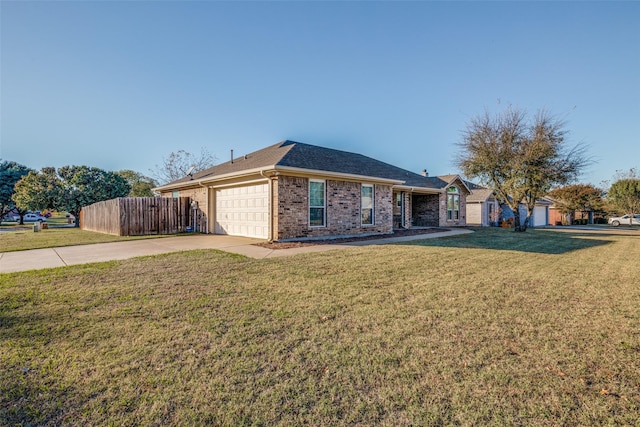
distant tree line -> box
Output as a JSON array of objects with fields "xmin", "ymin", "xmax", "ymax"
[{"xmin": 1, "ymin": 148, "xmax": 216, "ymax": 226}]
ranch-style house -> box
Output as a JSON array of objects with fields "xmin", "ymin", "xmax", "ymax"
[{"xmin": 155, "ymin": 140, "xmax": 470, "ymax": 241}]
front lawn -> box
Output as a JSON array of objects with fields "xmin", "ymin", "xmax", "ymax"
[
  {"xmin": 1, "ymin": 228, "xmax": 638, "ymax": 425},
  {"xmin": 0, "ymin": 227, "xmax": 178, "ymax": 252}
]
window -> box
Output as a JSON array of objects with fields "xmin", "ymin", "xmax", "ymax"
[
  {"xmin": 396, "ymin": 192, "xmax": 402, "ymax": 208},
  {"xmin": 172, "ymin": 191, "xmax": 180, "ymax": 198},
  {"xmin": 309, "ymin": 180, "xmax": 325, "ymax": 227},
  {"xmin": 447, "ymin": 186, "xmax": 460, "ymax": 221},
  {"xmin": 361, "ymin": 184, "xmax": 374, "ymax": 225}
]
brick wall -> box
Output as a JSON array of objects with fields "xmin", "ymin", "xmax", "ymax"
[
  {"xmin": 412, "ymin": 194, "xmax": 439, "ymax": 226},
  {"xmin": 374, "ymin": 184, "xmax": 393, "ymax": 232},
  {"xmin": 160, "ymin": 187, "xmax": 208, "ymax": 232},
  {"xmin": 438, "ymin": 181, "xmax": 469, "ymax": 227},
  {"xmin": 275, "ymin": 175, "xmax": 393, "ymax": 241},
  {"xmin": 274, "ymin": 176, "xmax": 308, "ymax": 240}
]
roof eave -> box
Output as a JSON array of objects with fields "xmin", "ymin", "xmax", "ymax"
[
  {"xmin": 154, "ymin": 164, "xmax": 406, "ymax": 192},
  {"xmin": 393, "ymin": 184, "xmax": 441, "ymax": 194},
  {"xmin": 444, "ymin": 175, "xmax": 472, "ymax": 193},
  {"xmin": 273, "ymin": 166, "xmax": 405, "ymax": 185},
  {"xmin": 153, "ymin": 165, "xmax": 278, "ymax": 192}
]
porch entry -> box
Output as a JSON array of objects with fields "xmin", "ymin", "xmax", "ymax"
[
  {"xmin": 411, "ymin": 193, "xmax": 439, "ymax": 227},
  {"xmin": 393, "ymin": 191, "xmax": 405, "ymax": 229}
]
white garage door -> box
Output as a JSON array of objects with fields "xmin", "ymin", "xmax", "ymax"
[
  {"xmin": 533, "ymin": 206, "xmax": 548, "ymax": 227},
  {"xmin": 215, "ymin": 183, "xmax": 269, "ymax": 238},
  {"xmin": 466, "ymin": 203, "xmax": 482, "ymax": 225}
]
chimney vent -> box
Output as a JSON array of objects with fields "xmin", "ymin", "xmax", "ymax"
[
  {"xmin": 231, "ymin": 149, "xmax": 234, "ymax": 164},
  {"xmin": 421, "ymin": 169, "xmax": 428, "ymax": 177}
]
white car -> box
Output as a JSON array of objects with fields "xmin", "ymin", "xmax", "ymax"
[
  {"xmin": 608, "ymin": 214, "xmax": 640, "ymax": 226},
  {"xmin": 23, "ymin": 213, "xmax": 47, "ymax": 222}
]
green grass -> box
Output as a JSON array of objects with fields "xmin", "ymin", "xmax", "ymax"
[
  {"xmin": 1, "ymin": 228, "xmax": 639, "ymax": 425},
  {"xmin": 0, "ymin": 227, "xmax": 180, "ymax": 252}
]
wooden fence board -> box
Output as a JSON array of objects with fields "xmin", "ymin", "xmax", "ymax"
[{"xmin": 81, "ymin": 197, "xmax": 193, "ymax": 236}]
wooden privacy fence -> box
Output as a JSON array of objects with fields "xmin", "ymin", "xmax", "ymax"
[{"xmin": 81, "ymin": 197, "xmax": 191, "ymax": 236}]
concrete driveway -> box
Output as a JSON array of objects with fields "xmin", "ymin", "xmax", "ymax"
[
  {"xmin": 0, "ymin": 235, "xmax": 266, "ymax": 273},
  {"xmin": 0, "ymin": 229, "xmax": 472, "ymax": 274}
]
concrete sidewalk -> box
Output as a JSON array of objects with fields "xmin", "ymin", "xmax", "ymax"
[{"xmin": 0, "ymin": 229, "xmax": 472, "ymax": 274}]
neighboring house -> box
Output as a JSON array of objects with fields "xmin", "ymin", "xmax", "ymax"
[
  {"xmin": 155, "ymin": 140, "xmax": 470, "ymax": 241},
  {"xmin": 548, "ymin": 204, "xmax": 565, "ymax": 225},
  {"xmin": 547, "ymin": 199, "xmax": 596, "ymax": 225},
  {"xmin": 500, "ymin": 198, "xmax": 553, "ymax": 228},
  {"xmin": 445, "ymin": 180, "xmax": 553, "ymax": 229},
  {"xmin": 465, "ymin": 183, "xmax": 500, "ymax": 227}
]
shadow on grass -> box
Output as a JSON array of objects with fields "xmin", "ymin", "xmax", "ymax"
[{"xmin": 400, "ymin": 228, "xmax": 614, "ymax": 255}]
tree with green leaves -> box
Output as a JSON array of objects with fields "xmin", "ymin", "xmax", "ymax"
[
  {"xmin": 13, "ymin": 166, "xmax": 130, "ymax": 227},
  {"xmin": 12, "ymin": 167, "xmax": 61, "ymax": 216},
  {"xmin": 116, "ymin": 170, "xmax": 158, "ymax": 197},
  {"xmin": 151, "ymin": 148, "xmax": 216, "ymax": 185},
  {"xmin": 457, "ymin": 107, "xmax": 588, "ymax": 231},
  {"xmin": 608, "ymin": 177, "xmax": 640, "ymax": 226},
  {"xmin": 548, "ymin": 184, "xmax": 603, "ymax": 225},
  {"xmin": 0, "ymin": 160, "xmax": 32, "ymax": 223}
]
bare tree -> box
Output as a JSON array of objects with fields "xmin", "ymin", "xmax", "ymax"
[
  {"xmin": 457, "ymin": 107, "xmax": 589, "ymax": 231},
  {"xmin": 151, "ymin": 148, "xmax": 217, "ymax": 185}
]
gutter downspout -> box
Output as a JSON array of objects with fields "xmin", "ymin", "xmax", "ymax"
[
  {"xmin": 260, "ymin": 170, "xmax": 273, "ymax": 241},
  {"xmin": 199, "ymin": 182, "xmax": 208, "ymax": 234}
]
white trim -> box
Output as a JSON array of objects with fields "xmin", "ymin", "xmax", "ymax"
[
  {"xmin": 154, "ymin": 166, "xmax": 279, "ymax": 192},
  {"xmin": 309, "ymin": 179, "xmax": 326, "ymax": 228},
  {"xmin": 442, "ymin": 175, "xmax": 472, "ymax": 193},
  {"xmin": 393, "ymin": 185, "xmax": 440, "ymax": 194},
  {"xmin": 208, "ymin": 178, "xmax": 269, "ymax": 189},
  {"xmin": 446, "ymin": 188, "xmax": 460, "ymax": 221},
  {"xmin": 267, "ymin": 176, "xmax": 273, "ymax": 241},
  {"xmin": 361, "ymin": 183, "xmax": 375, "ymax": 226},
  {"xmin": 275, "ymin": 166, "xmax": 403, "ymax": 185}
]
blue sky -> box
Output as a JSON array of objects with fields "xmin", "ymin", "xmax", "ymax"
[{"xmin": 2, "ymin": 1, "xmax": 638, "ymax": 188}]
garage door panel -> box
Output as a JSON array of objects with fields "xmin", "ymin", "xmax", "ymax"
[
  {"xmin": 533, "ymin": 206, "xmax": 547, "ymax": 227},
  {"xmin": 215, "ymin": 183, "xmax": 268, "ymax": 239}
]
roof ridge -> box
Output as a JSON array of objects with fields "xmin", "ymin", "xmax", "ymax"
[{"xmin": 158, "ymin": 140, "xmax": 467, "ymax": 192}]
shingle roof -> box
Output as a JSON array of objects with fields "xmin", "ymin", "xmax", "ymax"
[
  {"xmin": 159, "ymin": 140, "xmax": 461, "ymax": 191},
  {"xmin": 467, "ymin": 188, "xmax": 495, "ymax": 203}
]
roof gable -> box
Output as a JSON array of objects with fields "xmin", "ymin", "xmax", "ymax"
[{"xmin": 467, "ymin": 188, "xmax": 495, "ymax": 202}]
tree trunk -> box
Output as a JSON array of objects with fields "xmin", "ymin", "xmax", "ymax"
[
  {"xmin": 515, "ymin": 222, "xmax": 528, "ymax": 232},
  {"xmin": 72, "ymin": 210, "xmax": 80, "ymax": 228},
  {"xmin": 513, "ymin": 206, "xmax": 534, "ymax": 232},
  {"xmin": 512, "ymin": 210, "xmax": 527, "ymax": 232}
]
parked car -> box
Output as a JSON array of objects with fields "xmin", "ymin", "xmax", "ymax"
[
  {"xmin": 608, "ymin": 214, "xmax": 640, "ymax": 226},
  {"xmin": 23, "ymin": 213, "xmax": 47, "ymax": 222}
]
